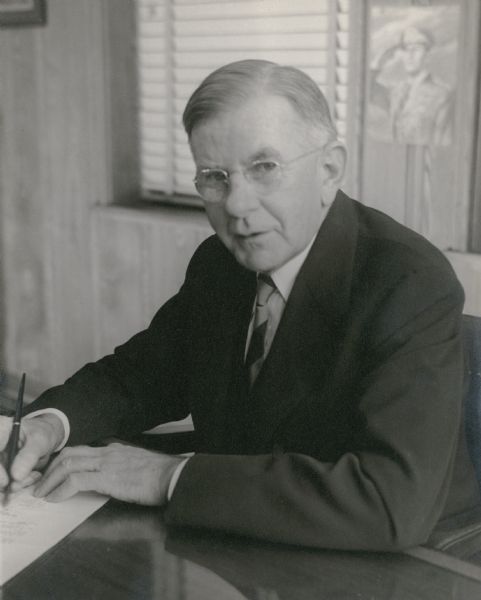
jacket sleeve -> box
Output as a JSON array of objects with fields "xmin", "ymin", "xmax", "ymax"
[
  {"xmin": 24, "ymin": 292, "xmax": 189, "ymax": 446},
  {"xmin": 165, "ymin": 267, "xmax": 471, "ymax": 551},
  {"xmin": 23, "ymin": 237, "xmax": 220, "ymax": 446}
]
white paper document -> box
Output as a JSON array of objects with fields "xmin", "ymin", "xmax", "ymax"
[{"xmin": 0, "ymin": 488, "xmax": 108, "ymax": 585}]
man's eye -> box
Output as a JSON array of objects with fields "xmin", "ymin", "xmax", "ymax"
[
  {"xmin": 250, "ymin": 161, "xmax": 279, "ymax": 176},
  {"xmin": 202, "ymin": 170, "xmax": 227, "ymax": 184}
]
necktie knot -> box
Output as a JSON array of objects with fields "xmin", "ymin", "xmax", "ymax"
[
  {"xmin": 245, "ymin": 274, "xmax": 279, "ymax": 386},
  {"xmin": 256, "ymin": 274, "xmax": 276, "ymax": 307}
]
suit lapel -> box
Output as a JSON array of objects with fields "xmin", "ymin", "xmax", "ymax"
[
  {"xmin": 192, "ymin": 251, "xmax": 256, "ymax": 451},
  {"xmin": 245, "ymin": 192, "xmax": 360, "ymax": 448}
]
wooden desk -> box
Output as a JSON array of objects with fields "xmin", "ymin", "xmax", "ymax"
[{"xmin": 2, "ymin": 500, "xmax": 481, "ymax": 600}]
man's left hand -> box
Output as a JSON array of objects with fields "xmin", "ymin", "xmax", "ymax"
[{"xmin": 33, "ymin": 443, "xmax": 184, "ymax": 505}]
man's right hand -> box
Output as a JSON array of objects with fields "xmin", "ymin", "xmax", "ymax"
[{"xmin": 0, "ymin": 413, "xmax": 64, "ymax": 492}]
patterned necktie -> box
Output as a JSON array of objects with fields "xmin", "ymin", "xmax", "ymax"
[{"xmin": 245, "ymin": 274, "xmax": 277, "ymax": 386}]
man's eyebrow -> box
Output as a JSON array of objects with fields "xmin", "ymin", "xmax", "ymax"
[
  {"xmin": 195, "ymin": 161, "xmax": 225, "ymax": 171},
  {"xmin": 249, "ymin": 147, "xmax": 282, "ymax": 162}
]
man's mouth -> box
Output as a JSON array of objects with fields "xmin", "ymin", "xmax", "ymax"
[
  {"xmin": 235, "ymin": 232, "xmax": 268, "ymax": 244},
  {"xmin": 233, "ymin": 229, "xmax": 267, "ymax": 238}
]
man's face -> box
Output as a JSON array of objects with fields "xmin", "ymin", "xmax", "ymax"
[
  {"xmin": 401, "ymin": 43, "xmax": 428, "ymax": 75},
  {"xmin": 189, "ymin": 95, "xmax": 330, "ymax": 273}
]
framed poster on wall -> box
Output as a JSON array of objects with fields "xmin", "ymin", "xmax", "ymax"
[
  {"xmin": 0, "ymin": 0, "xmax": 46, "ymax": 27},
  {"xmin": 361, "ymin": 0, "xmax": 479, "ymax": 253},
  {"xmin": 367, "ymin": 2, "xmax": 459, "ymax": 147}
]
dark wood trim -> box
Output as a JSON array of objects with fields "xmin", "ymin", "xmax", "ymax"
[
  {"xmin": 0, "ymin": 0, "xmax": 46, "ymax": 27},
  {"xmin": 103, "ymin": 0, "xmax": 140, "ymax": 205},
  {"xmin": 469, "ymin": 6, "xmax": 481, "ymax": 253}
]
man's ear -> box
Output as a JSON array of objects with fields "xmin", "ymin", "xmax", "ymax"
[{"xmin": 318, "ymin": 140, "xmax": 347, "ymax": 207}]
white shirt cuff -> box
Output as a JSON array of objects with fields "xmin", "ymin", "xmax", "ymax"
[
  {"xmin": 24, "ymin": 408, "xmax": 70, "ymax": 452},
  {"xmin": 167, "ymin": 457, "xmax": 190, "ymax": 501}
]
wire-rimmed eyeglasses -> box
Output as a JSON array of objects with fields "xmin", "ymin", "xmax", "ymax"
[{"xmin": 193, "ymin": 147, "xmax": 324, "ymax": 204}]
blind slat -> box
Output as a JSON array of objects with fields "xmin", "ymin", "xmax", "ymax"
[
  {"xmin": 174, "ymin": 181, "xmax": 197, "ymax": 196},
  {"xmin": 174, "ymin": 126, "xmax": 190, "ymax": 143},
  {"xmin": 337, "ymin": 14, "xmax": 349, "ymax": 31},
  {"xmin": 173, "ymin": 66, "xmax": 329, "ymax": 87},
  {"xmin": 142, "ymin": 172, "xmax": 172, "ymax": 191},
  {"xmin": 336, "ymin": 31, "xmax": 349, "ymax": 50},
  {"xmin": 174, "ymin": 1, "xmax": 329, "ymax": 20},
  {"xmin": 141, "ymin": 140, "xmax": 168, "ymax": 156},
  {"xmin": 139, "ymin": 82, "xmax": 168, "ymax": 98},
  {"xmin": 140, "ymin": 111, "xmax": 167, "ymax": 126},
  {"xmin": 336, "ymin": 67, "xmax": 348, "ymax": 85},
  {"xmin": 139, "ymin": 68, "xmax": 168, "ymax": 84},
  {"xmin": 143, "ymin": 155, "xmax": 169, "ymax": 169},
  {"xmin": 138, "ymin": 21, "xmax": 167, "ymax": 37},
  {"xmin": 139, "ymin": 38, "xmax": 169, "ymax": 53},
  {"xmin": 175, "ymin": 142, "xmax": 193, "ymax": 160},
  {"xmin": 140, "ymin": 53, "xmax": 168, "ymax": 67},
  {"xmin": 141, "ymin": 127, "xmax": 168, "ymax": 143},
  {"xmin": 335, "ymin": 102, "xmax": 347, "ymax": 120},
  {"xmin": 174, "ymin": 0, "xmax": 290, "ymax": 4},
  {"xmin": 174, "ymin": 82, "xmax": 198, "ymax": 99},
  {"xmin": 175, "ymin": 15, "xmax": 330, "ymax": 36},
  {"xmin": 336, "ymin": 121, "xmax": 347, "ymax": 136},
  {"xmin": 175, "ymin": 157, "xmax": 196, "ymax": 173},
  {"xmin": 336, "ymin": 85, "xmax": 348, "ymax": 102},
  {"xmin": 140, "ymin": 97, "xmax": 168, "ymax": 112},
  {"xmin": 336, "ymin": 50, "xmax": 348, "ymax": 67},
  {"xmin": 138, "ymin": 5, "xmax": 166, "ymax": 22},
  {"xmin": 176, "ymin": 33, "xmax": 328, "ymax": 52},
  {"xmin": 175, "ymin": 50, "xmax": 328, "ymax": 68}
]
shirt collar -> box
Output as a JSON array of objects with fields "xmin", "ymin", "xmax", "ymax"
[{"xmin": 265, "ymin": 235, "xmax": 316, "ymax": 302}]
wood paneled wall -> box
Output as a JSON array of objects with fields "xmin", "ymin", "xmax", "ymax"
[
  {"xmin": 0, "ymin": 0, "xmax": 479, "ymax": 402},
  {"xmin": 92, "ymin": 206, "xmax": 211, "ymax": 357},
  {"xmin": 1, "ymin": 1, "xmax": 107, "ymax": 396},
  {"xmin": 0, "ymin": 0, "xmax": 211, "ymax": 398}
]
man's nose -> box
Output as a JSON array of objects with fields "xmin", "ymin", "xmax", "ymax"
[{"xmin": 223, "ymin": 173, "xmax": 258, "ymax": 217}]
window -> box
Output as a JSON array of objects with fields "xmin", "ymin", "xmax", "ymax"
[{"xmin": 136, "ymin": 0, "xmax": 352, "ymax": 203}]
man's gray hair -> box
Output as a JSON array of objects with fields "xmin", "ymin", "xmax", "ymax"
[{"xmin": 182, "ymin": 59, "xmax": 337, "ymax": 141}]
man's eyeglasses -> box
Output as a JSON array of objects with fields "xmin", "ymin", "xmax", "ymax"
[{"xmin": 193, "ymin": 147, "xmax": 323, "ymax": 204}]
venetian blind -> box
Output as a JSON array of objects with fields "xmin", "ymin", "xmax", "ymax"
[{"xmin": 137, "ymin": 0, "xmax": 350, "ymax": 200}]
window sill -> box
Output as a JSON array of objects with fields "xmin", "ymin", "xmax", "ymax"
[{"xmin": 93, "ymin": 195, "xmax": 210, "ymax": 229}]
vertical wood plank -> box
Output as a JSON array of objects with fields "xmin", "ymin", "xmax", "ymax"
[
  {"xmin": 149, "ymin": 216, "xmax": 212, "ymax": 311},
  {"xmin": 0, "ymin": 29, "xmax": 53, "ymax": 393},
  {"xmin": 37, "ymin": 0, "xmax": 108, "ymax": 382},
  {"xmin": 92, "ymin": 207, "xmax": 212, "ymax": 357},
  {"xmin": 92, "ymin": 214, "xmax": 151, "ymax": 355}
]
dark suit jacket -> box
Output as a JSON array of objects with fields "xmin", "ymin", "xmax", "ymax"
[{"xmin": 28, "ymin": 191, "xmax": 480, "ymax": 550}]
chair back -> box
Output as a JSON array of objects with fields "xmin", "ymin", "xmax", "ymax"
[{"xmin": 463, "ymin": 314, "xmax": 481, "ymax": 487}]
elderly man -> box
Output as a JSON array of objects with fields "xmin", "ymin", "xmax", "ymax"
[{"xmin": 1, "ymin": 60, "xmax": 479, "ymax": 550}]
